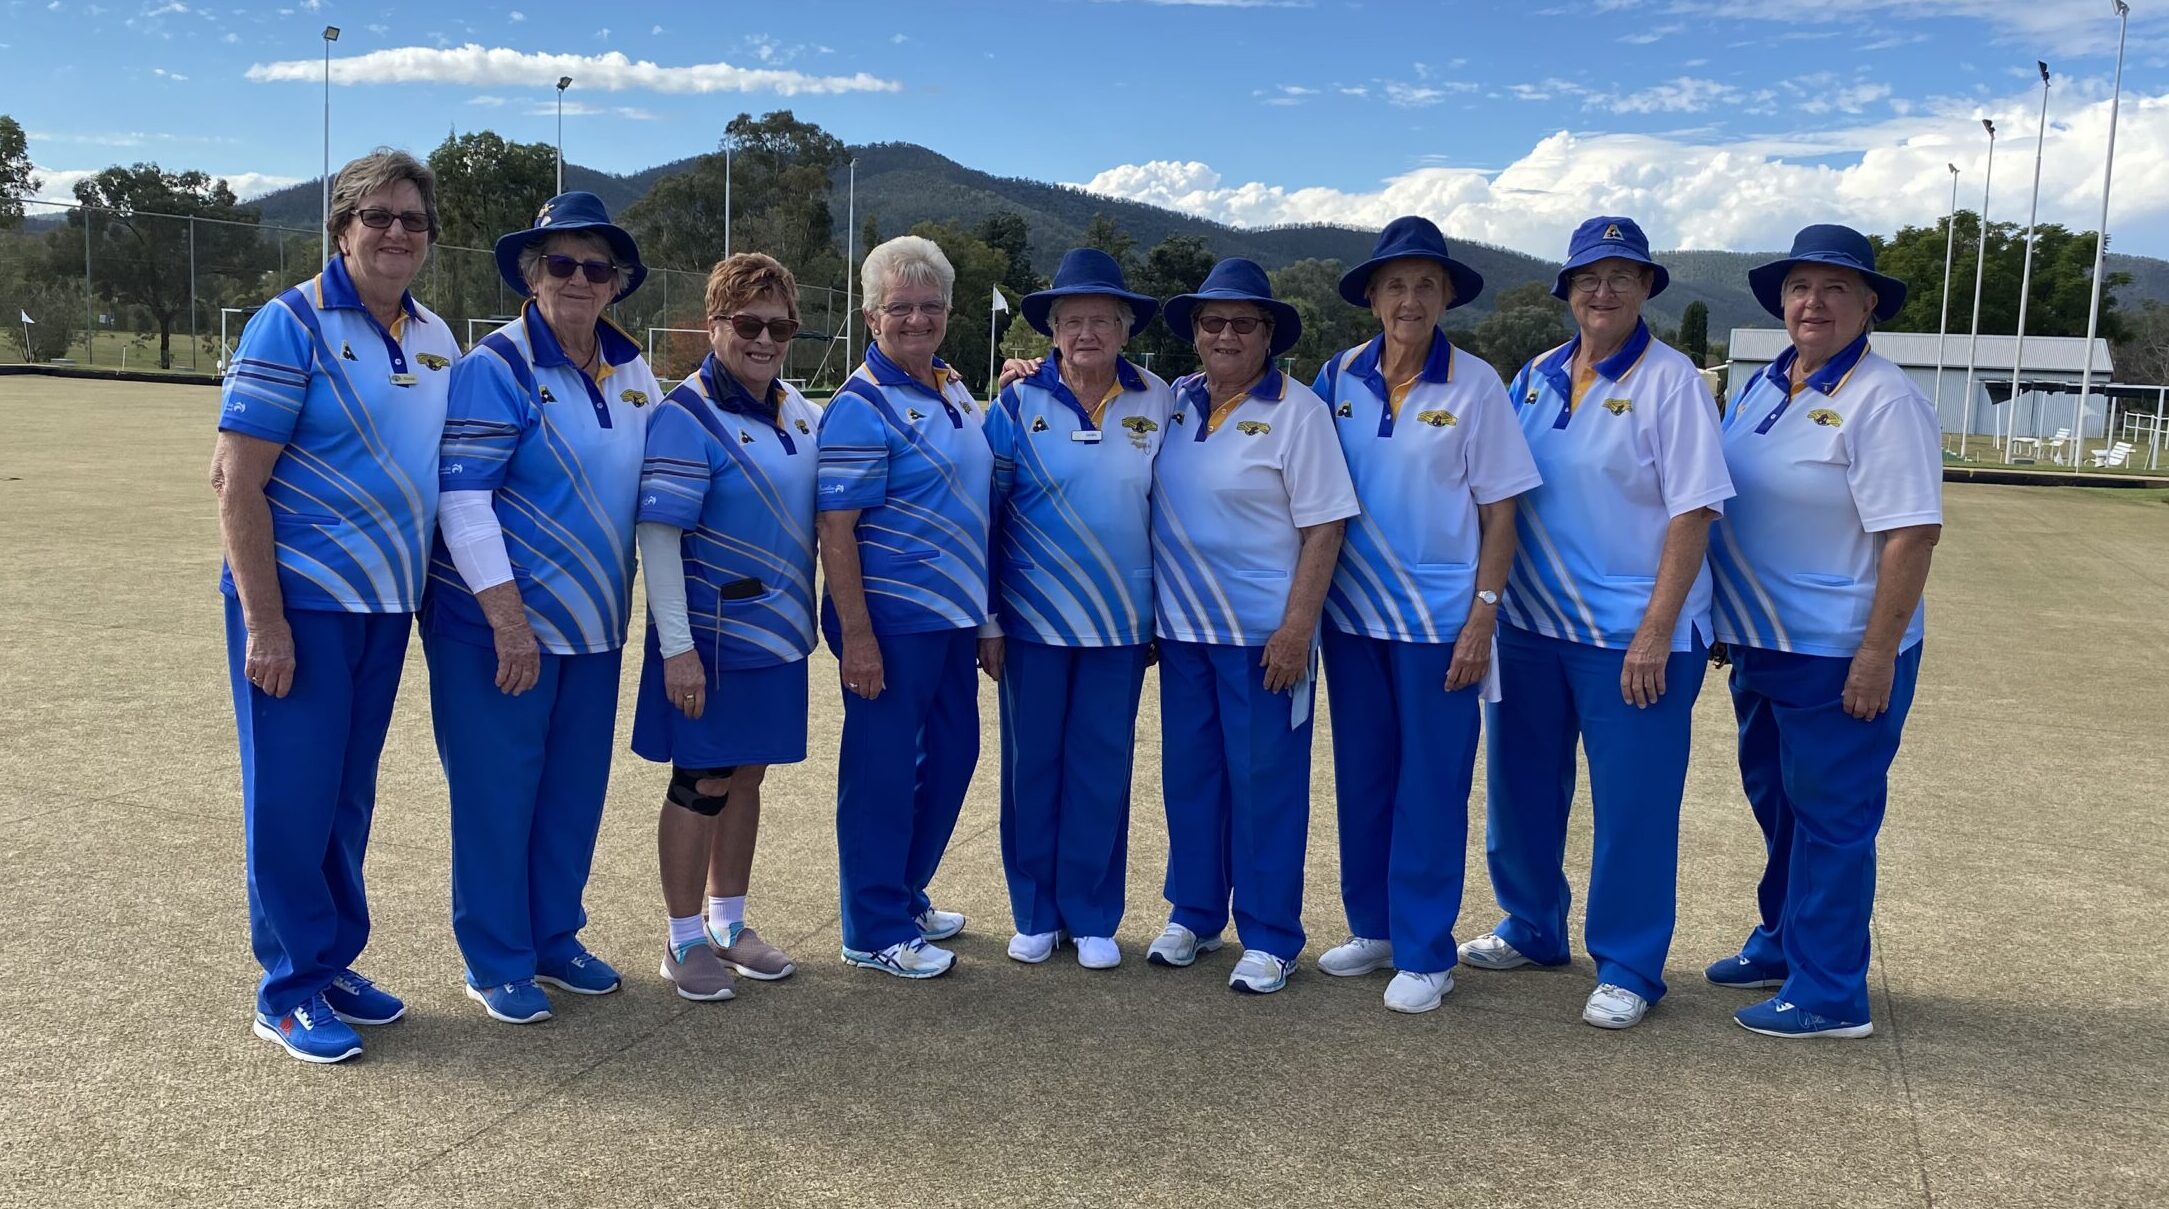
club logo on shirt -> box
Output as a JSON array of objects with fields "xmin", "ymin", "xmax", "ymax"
[
  {"xmin": 620, "ymin": 389, "xmax": 649, "ymax": 407},
  {"xmin": 1809, "ymin": 408, "xmax": 1844, "ymax": 428},
  {"xmin": 1171, "ymin": 412, "xmax": 1185, "ymax": 425},
  {"xmin": 795, "ymin": 418, "xmax": 811, "ymax": 435},
  {"xmin": 960, "ymin": 399, "xmax": 974, "ymax": 414},
  {"xmin": 1030, "ymin": 416, "xmax": 1050, "ymax": 434},
  {"xmin": 1524, "ymin": 389, "xmax": 1539, "ymax": 406},
  {"xmin": 1335, "ymin": 402, "xmax": 1353, "ymax": 419},
  {"xmin": 1120, "ymin": 416, "xmax": 1159, "ymax": 435},
  {"xmin": 740, "ymin": 430, "xmax": 756, "ymax": 444},
  {"xmin": 1235, "ymin": 420, "xmax": 1271, "ymax": 436},
  {"xmin": 907, "ymin": 408, "xmax": 926, "ymax": 421},
  {"xmin": 340, "ymin": 342, "xmax": 358, "ymax": 361},
  {"xmin": 417, "ymin": 353, "xmax": 450, "ymax": 371},
  {"xmin": 539, "ymin": 386, "xmax": 557, "ymax": 403},
  {"xmin": 1603, "ymin": 398, "xmax": 1633, "ymax": 415},
  {"xmin": 1415, "ymin": 409, "xmax": 1459, "ymax": 428}
]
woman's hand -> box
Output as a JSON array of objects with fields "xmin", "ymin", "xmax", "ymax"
[
  {"xmin": 997, "ymin": 358, "xmax": 1043, "ymax": 391},
  {"xmin": 1446, "ymin": 610, "xmax": 1495, "ymax": 693},
  {"xmin": 1619, "ymin": 625, "xmax": 1670, "ymax": 708},
  {"xmin": 244, "ymin": 618, "xmax": 297, "ymax": 698},
  {"xmin": 1842, "ymin": 647, "xmax": 1896, "ymax": 720},
  {"xmin": 977, "ymin": 636, "xmax": 1006, "ymax": 683},
  {"xmin": 841, "ymin": 633, "xmax": 886, "ymax": 700},
  {"xmin": 1260, "ymin": 625, "xmax": 1309, "ymax": 694},
  {"xmin": 664, "ymin": 649, "xmax": 706, "ymax": 719},
  {"xmin": 494, "ymin": 621, "xmax": 541, "ymax": 696}
]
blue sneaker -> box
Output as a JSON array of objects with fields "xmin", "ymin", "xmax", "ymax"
[
  {"xmin": 325, "ymin": 970, "xmax": 406, "ymax": 1025},
  {"xmin": 465, "ymin": 978, "xmax": 553, "ymax": 1024},
  {"xmin": 536, "ymin": 950, "xmax": 621, "ymax": 996},
  {"xmin": 1704, "ymin": 953, "xmax": 1787, "ymax": 990},
  {"xmin": 252, "ymin": 994, "xmax": 363, "ymax": 1064},
  {"xmin": 1734, "ymin": 997, "xmax": 1874, "ymax": 1039}
]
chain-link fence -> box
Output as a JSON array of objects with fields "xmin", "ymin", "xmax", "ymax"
[{"xmin": 0, "ymin": 198, "xmax": 859, "ymax": 389}]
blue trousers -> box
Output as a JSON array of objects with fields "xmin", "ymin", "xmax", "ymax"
[
  {"xmin": 998, "ymin": 640, "xmax": 1150, "ymax": 939},
  {"xmin": 424, "ymin": 632, "xmax": 623, "ymax": 987},
  {"xmin": 1731, "ymin": 644, "xmax": 1921, "ymax": 1022},
  {"xmin": 1323, "ymin": 628, "xmax": 1481, "ymax": 975},
  {"xmin": 1158, "ymin": 639, "xmax": 1314, "ymax": 961},
  {"xmin": 226, "ymin": 597, "xmax": 410, "ymax": 1017},
  {"xmin": 1483, "ymin": 622, "xmax": 1707, "ymax": 1002},
  {"xmin": 831, "ymin": 626, "xmax": 980, "ymax": 953}
]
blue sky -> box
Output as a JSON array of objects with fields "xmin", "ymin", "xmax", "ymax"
[{"xmin": 9, "ymin": 0, "xmax": 2169, "ymax": 257}]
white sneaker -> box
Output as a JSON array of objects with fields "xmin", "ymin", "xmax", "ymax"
[
  {"xmin": 1146, "ymin": 922, "xmax": 1223, "ymax": 968},
  {"xmin": 841, "ymin": 937, "xmax": 955, "ymax": 979},
  {"xmin": 1007, "ymin": 930, "xmax": 1062, "ymax": 964},
  {"xmin": 1074, "ymin": 936, "xmax": 1121, "ymax": 969},
  {"xmin": 1583, "ymin": 983, "xmax": 1649, "ymax": 1029},
  {"xmin": 1317, "ymin": 936, "xmax": 1393, "ymax": 977},
  {"xmin": 1384, "ymin": 970, "xmax": 1454, "ymax": 1014},
  {"xmin": 1457, "ymin": 932, "xmax": 1536, "ymax": 970},
  {"xmin": 1228, "ymin": 949, "xmax": 1295, "ymax": 994},
  {"xmin": 915, "ymin": 907, "xmax": 966, "ymax": 942}
]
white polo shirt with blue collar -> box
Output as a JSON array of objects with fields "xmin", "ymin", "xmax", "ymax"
[
  {"xmin": 1316, "ymin": 331, "xmax": 1542, "ymax": 644},
  {"xmin": 1152, "ymin": 368, "xmax": 1360, "ymax": 647},
  {"xmin": 1710, "ymin": 334, "xmax": 1943, "ymax": 657},
  {"xmin": 219, "ymin": 256, "xmax": 458, "ymax": 613},
  {"xmin": 1503, "ymin": 320, "xmax": 1733, "ymax": 651}
]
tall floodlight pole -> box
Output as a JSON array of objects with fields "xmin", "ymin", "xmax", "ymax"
[
  {"xmin": 723, "ymin": 136, "xmax": 734, "ymax": 259},
  {"xmin": 555, "ymin": 77, "xmax": 572, "ymax": 193},
  {"xmin": 845, "ymin": 156, "xmax": 859, "ymax": 372},
  {"xmin": 1934, "ymin": 163, "xmax": 1960, "ymax": 428},
  {"xmin": 2075, "ymin": 1, "xmax": 2132, "ymax": 464},
  {"xmin": 1959, "ymin": 118, "xmax": 1996, "ymax": 460},
  {"xmin": 2007, "ymin": 61, "xmax": 2052, "ymax": 451},
  {"xmin": 321, "ymin": 26, "xmax": 340, "ymax": 265}
]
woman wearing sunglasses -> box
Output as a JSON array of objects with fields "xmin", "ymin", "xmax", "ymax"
[
  {"xmin": 423, "ymin": 191, "xmax": 663, "ymax": 1024},
  {"xmin": 817, "ymin": 235, "xmax": 992, "ymax": 979},
  {"xmin": 214, "ymin": 149, "xmax": 459, "ymax": 1063},
  {"xmin": 1147, "ymin": 258, "xmax": 1358, "ymax": 994},
  {"xmin": 631, "ymin": 253, "xmax": 818, "ymax": 1000}
]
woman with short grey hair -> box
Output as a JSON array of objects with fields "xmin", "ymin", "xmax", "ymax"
[{"xmin": 815, "ymin": 234, "xmax": 993, "ymax": 979}]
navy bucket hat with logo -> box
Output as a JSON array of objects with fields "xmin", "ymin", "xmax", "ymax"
[
  {"xmin": 1747, "ymin": 223, "xmax": 1908, "ymax": 323},
  {"xmin": 493, "ymin": 191, "xmax": 648, "ymax": 303},
  {"xmin": 1551, "ymin": 216, "xmax": 1671, "ymax": 301}
]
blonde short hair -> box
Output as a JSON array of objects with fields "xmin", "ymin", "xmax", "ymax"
[
  {"xmin": 861, "ymin": 235, "xmax": 955, "ymax": 313},
  {"xmin": 705, "ymin": 252, "xmax": 799, "ymax": 321},
  {"xmin": 327, "ymin": 147, "xmax": 439, "ymax": 243}
]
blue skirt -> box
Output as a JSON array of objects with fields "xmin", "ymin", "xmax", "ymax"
[{"xmin": 630, "ymin": 633, "xmax": 810, "ymax": 768}]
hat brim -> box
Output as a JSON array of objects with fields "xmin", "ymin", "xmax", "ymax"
[
  {"xmin": 1164, "ymin": 289, "xmax": 1303, "ymax": 358},
  {"xmin": 1550, "ymin": 249, "xmax": 1671, "ymax": 302},
  {"xmin": 1019, "ymin": 286, "xmax": 1160, "ymax": 339},
  {"xmin": 495, "ymin": 221, "xmax": 649, "ymax": 303},
  {"xmin": 1747, "ymin": 254, "xmax": 1906, "ymax": 322},
  {"xmin": 1337, "ymin": 253, "xmax": 1484, "ymax": 311}
]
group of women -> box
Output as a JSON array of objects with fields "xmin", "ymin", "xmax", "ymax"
[{"xmin": 215, "ymin": 148, "xmax": 1940, "ymax": 1065}]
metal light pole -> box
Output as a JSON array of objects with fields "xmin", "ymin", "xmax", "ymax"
[
  {"xmin": 1959, "ymin": 118, "xmax": 1996, "ymax": 460},
  {"xmin": 2075, "ymin": 0, "xmax": 2131, "ymax": 464},
  {"xmin": 723, "ymin": 136, "xmax": 733, "ymax": 259},
  {"xmin": 555, "ymin": 76, "xmax": 572, "ymax": 193},
  {"xmin": 2007, "ymin": 61, "xmax": 2052, "ymax": 451},
  {"xmin": 845, "ymin": 156, "xmax": 859, "ymax": 371},
  {"xmin": 321, "ymin": 25, "xmax": 339, "ymax": 266},
  {"xmin": 1934, "ymin": 163, "xmax": 1960, "ymax": 430}
]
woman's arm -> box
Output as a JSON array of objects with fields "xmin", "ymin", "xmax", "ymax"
[
  {"xmin": 1262, "ymin": 519, "xmax": 1346, "ymax": 693},
  {"xmin": 817, "ymin": 510, "xmax": 885, "ymax": 699},
  {"xmin": 210, "ymin": 431, "xmax": 295, "ymax": 697},
  {"xmin": 1447, "ymin": 498, "xmax": 1517, "ymax": 692},
  {"xmin": 1843, "ymin": 524, "xmax": 1940, "ymax": 720},
  {"xmin": 637, "ymin": 520, "xmax": 705, "ymax": 718},
  {"xmin": 1623, "ymin": 506, "xmax": 1719, "ymax": 707}
]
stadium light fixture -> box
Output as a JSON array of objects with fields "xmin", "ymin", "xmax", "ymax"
[
  {"xmin": 322, "ymin": 26, "xmax": 340, "ymax": 265},
  {"xmin": 2075, "ymin": 0, "xmax": 2132, "ymax": 455},
  {"xmin": 556, "ymin": 76, "xmax": 573, "ymax": 194},
  {"xmin": 1958, "ymin": 119, "xmax": 1995, "ymax": 459},
  {"xmin": 2006, "ymin": 63, "xmax": 2051, "ymax": 452},
  {"xmin": 1933, "ymin": 163, "xmax": 1960, "ymax": 424}
]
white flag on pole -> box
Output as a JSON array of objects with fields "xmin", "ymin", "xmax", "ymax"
[
  {"xmin": 18, "ymin": 310, "xmax": 32, "ymax": 325},
  {"xmin": 991, "ymin": 286, "xmax": 1009, "ymax": 314}
]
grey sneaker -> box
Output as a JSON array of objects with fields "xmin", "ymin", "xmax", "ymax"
[
  {"xmin": 709, "ymin": 922, "xmax": 796, "ymax": 981},
  {"xmin": 660, "ymin": 942, "xmax": 737, "ymax": 1002}
]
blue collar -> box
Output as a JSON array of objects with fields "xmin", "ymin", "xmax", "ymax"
[
  {"xmin": 1348, "ymin": 328, "xmax": 1454, "ymax": 400},
  {"xmin": 1761, "ymin": 332, "xmax": 1871, "ymax": 397},
  {"xmin": 700, "ymin": 353, "xmax": 784, "ymax": 418},
  {"xmin": 1536, "ymin": 318, "xmax": 1651, "ymax": 401},
  {"xmin": 865, "ymin": 341, "xmax": 959, "ymax": 400},
  {"xmin": 1176, "ymin": 366, "xmax": 1287, "ymax": 412},
  {"xmin": 1027, "ymin": 350, "xmax": 1147, "ymax": 395},
  {"xmin": 522, "ymin": 301, "xmax": 641, "ymax": 371},
  {"xmin": 318, "ymin": 256, "xmax": 422, "ymax": 325}
]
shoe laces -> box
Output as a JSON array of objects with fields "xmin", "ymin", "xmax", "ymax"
[
  {"xmin": 504, "ymin": 977, "xmax": 540, "ymax": 996},
  {"xmin": 1594, "ymin": 983, "xmax": 1638, "ymax": 1005},
  {"xmin": 293, "ymin": 994, "xmax": 335, "ymax": 1030},
  {"xmin": 334, "ymin": 970, "xmax": 374, "ymax": 993},
  {"xmin": 567, "ymin": 953, "xmax": 594, "ymax": 970}
]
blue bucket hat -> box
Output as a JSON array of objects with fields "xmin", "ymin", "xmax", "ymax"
[
  {"xmin": 1748, "ymin": 224, "xmax": 1908, "ymax": 322},
  {"xmin": 1163, "ymin": 257, "xmax": 1302, "ymax": 358},
  {"xmin": 1336, "ymin": 215, "xmax": 1484, "ymax": 310},
  {"xmin": 494, "ymin": 191, "xmax": 648, "ymax": 303},
  {"xmin": 1021, "ymin": 248, "xmax": 1159, "ymax": 339},
  {"xmin": 1551, "ymin": 216, "xmax": 1670, "ymax": 301}
]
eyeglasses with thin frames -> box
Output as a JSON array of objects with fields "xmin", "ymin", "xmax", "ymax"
[
  {"xmin": 1567, "ymin": 271, "xmax": 1645, "ymax": 296},
  {"xmin": 878, "ymin": 301, "xmax": 950, "ymax": 319},
  {"xmin": 355, "ymin": 208, "xmax": 430, "ymax": 233}
]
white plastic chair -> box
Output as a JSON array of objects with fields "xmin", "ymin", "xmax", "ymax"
[
  {"xmin": 2089, "ymin": 441, "xmax": 2137, "ymax": 469},
  {"xmin": 2042, "ymin": 428, "xmax": 2074, "ymax": 465}
]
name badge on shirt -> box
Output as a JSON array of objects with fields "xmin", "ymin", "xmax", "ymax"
[
  {"xmin": 389, "ymin": 372, "xmax": 419, "ymax": 387},
  {"xmin": 1071, "ymin": 429, "xmax": 1103, "ymax": 444}
]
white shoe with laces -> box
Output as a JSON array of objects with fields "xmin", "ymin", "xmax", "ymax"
[
  {"xmin": 1146, "ymin": 922, "xmax": 1222, "ymax": 968},
  {"xmin": 1317, "ymin": 936, "xmax": 1393, "ymax": 977},
  {"xmin": 1007, "ymin": 930, "xmax": 1062, "ymax": 964},
  {"xmin": 1457, "ymin": 932, "xmax": 1536, "ymax": 971},
  {"xmin": 915, "ymin": 907, "xmax": 966, "ymax": 942},
  {"xmin": 1383, "ymin": 970, "xmax": 1453, "ymax": 1014},
  {"xmin": 1228, "ymin": 949, "xmax": 1295, "ymax": 994},
  {"xmin": 1583, "ymin": 982, "xmax": 1650, "ymax": 1029},
  {"xmin": 841, "ymin": 937, "xmax": 956, "ymax": 979},
  {"xmin": 1074, "ymin": 936, "xmax": 1120, "ymax": 969}
]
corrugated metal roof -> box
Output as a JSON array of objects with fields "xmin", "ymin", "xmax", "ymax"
[{"xmin": 1726, "ymin": 328, "xmax": 2113, "ymax": 374}]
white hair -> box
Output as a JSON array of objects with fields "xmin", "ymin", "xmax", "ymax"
[
  {"xmin": 1048, "ymin": 294, "xmax": 1135, "ymax": 337},
  {"xmin": 861, "ymin": 235, "xmax": 955, "ymax": 312}
]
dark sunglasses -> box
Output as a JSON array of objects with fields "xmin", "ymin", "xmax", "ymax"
[
  {"xmin": 544, "ymin": 254, "xmax": 619, "ymax": 285},
  {"xmin": 714, "ymin": 313, "xmax": 801, "ymax": 342},
  {"xmin": 1197, "ymin": 315, "xmax": 1270, "ymax": 336},
  {"xmin": 355, "ymin": 208, "xmax": 430, "ymax": 233}
]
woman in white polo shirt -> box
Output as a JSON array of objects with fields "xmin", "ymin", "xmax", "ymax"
[
  {"xmin": 1706, "ymin": 224, "xmax": 1942, "ymax": 1039},
  {"xmin": 1147, "ymin": 257, "xmax": 1359, "ymax": 995},
  {"xmin": 1465, "ymin": 216, "xmax": 1733, "ymax": 1030}
]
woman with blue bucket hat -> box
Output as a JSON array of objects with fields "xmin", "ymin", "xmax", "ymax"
[
  {"xmin": 423, "ymin": 191, "xmax": 663, "ymax": 1024},
  {"xmin": 1308, "ymin": 217, "xmax": 1542, "ymax": 1014},
  {"xmin": 1464, "ymin": 216, "xmax": 1733, "ymax": 1030},
  {"xmin": 982, "ymin": 248, "xmax": 1174, "ymax": 971},
  {"xmin": 1145, "ymin": 258, "xmax": 1359, "ymax": 994},
  {"xmin": 1706, "ymin": 224, "xmax": 1941, "ymax": 1038}
]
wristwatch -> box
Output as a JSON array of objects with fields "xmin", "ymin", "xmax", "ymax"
[{"xmin": 1475, "ymin": 589, "xmax": 1500, "ymax": 607}]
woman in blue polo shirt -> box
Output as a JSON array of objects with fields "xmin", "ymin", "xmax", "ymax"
[
  {"xmin": 1148, "ymin": 258, "xmax": 1359, "ymax": 995},
  {"xmin": 215, "ymin": 149, "xmax": 459, "ymax": 1063},
  {"xmin": 1707, "ymin": 225, "xmax": 1942, "ymax": 1039},
  {"xmin": 818, "ymin": 235, "xmax": 993, "ymax": 980},
  {"xmin": 1466, "ymin": 216, "xmax": 1733, "ymax": 1030},
  {"xmin": 1310, "ymin": 217, "xmax": 1541, "ymax": 1015},
  {"xmin": 632, "ymin": 252, "xmax": 818, "ymax": 1001},
  {"xmin": 983, "ymin": 248, "xmax": 1172, "ymax": 971},
  {"xmin": 424, "ymin": 192, "xmax": 662, "ymax": 1025}
]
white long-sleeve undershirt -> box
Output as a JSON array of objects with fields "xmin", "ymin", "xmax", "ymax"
[
  {"xmin": 637, "ymin": 521, "xmax": 695, "ymax": 659},
  {"xmin": 438, "ymin": 489, "xmax": 513, "ymax": 593}
]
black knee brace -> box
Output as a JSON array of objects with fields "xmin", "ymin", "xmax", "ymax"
[{"xmin": 667, "ymin": 765, "xmax": 735, "ymax": 816}]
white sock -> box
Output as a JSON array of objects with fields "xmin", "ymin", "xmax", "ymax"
[
  {"xmin": 706, "ymin": 895, "xmax": 747, "ymax": 937},
  {"xmin": 667, "ymin": 914, "xmax": 705, "ymax": 954}
]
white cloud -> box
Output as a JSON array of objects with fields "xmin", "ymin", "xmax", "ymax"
[
  {"xmin": 1669, "ymin": 0, "xmax": 2164, "ymax": 55},
  {"xmin": 28, "ymin": 164, "xmax": 301, "ymax": 205},
  {"xmin": 245, "ymin": 44, "xmax": 903, "ymax": 95},
  {"xmin": 508, "ymin": 9, "xmax": 524, "ymax": 21},
  {"xmin": 1604, "ymin": 76, "xmax": 1739, "ymax": 114},
  {"xmin": 150, "ymin": 66, "xmax": 188, "ymax": 81},
  {"xmin": 467, "ymin": 94, "xmax": 506, "ymax": 106},
  {"xmin": 533, "ymin": 100, "xmax": 657, "ymax": 121}
]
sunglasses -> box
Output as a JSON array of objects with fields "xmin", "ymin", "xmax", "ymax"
[
  {"xmin": 355, "ymin": 208, "xmax": 430, "ymax": 233},
  {"xmin": 713, "ymin": 313, "xmax": 801, "ymax": 342},
  {"xmin": 1196, "ymin": 315, "xmax": 1270, "ymax": 336},
  {"xmin": 544, "ymin": 254, "xmax": 620, "ymax": 285}
]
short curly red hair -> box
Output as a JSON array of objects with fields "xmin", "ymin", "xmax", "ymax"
[{"xmin": 704, "ymin": 252, "xmax": 800, "ymax": 322}]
